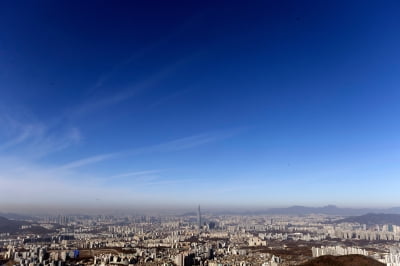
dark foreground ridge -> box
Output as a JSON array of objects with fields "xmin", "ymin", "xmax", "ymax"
[{"xmin": 300, "ymin": 255, "xmax": 385, "ymax": 266}]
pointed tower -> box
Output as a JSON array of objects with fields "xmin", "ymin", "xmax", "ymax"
[{"xmin": 197, "ymin": 205, "xmax": 202, "ymax": 232}]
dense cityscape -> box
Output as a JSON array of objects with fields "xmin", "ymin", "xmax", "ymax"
[{"xmin": 1, "ymin": 206, "xmax": 400, "ymax": 265}]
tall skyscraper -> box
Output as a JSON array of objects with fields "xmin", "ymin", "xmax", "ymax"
[{"xmin": 198, "ymin": 205, "xmax": 202, "ymax": 232}]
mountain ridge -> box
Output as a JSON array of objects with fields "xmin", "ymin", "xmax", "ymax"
[
  {"xmin": 300, "ymin": 254, "xmax": 385, "ymax": 266},
  {"xmin": 336, "ymin": 213, "xmax": 400, "ymax": 226},
  {"xmin": 0, "ymin": 216, "xmax": 51, "ymax": 234},
  {"xmin": 213, "ymin": 205, "xmax": 400, "ymax": 216}
]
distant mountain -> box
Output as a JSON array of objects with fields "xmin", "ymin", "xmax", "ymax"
[
  {"xmin": 0, "ymin": 216, "xmax": 29, "ymax": 233},
  {"xmin": 250, "ymin": 205, "xmax": 400, "ymax": 216},
  {"xmin": 336, "ymin": 213, "xmax": 400, "ymax": 226},
  {"xmin": 209, "ymin": 205, "xmax": 400, "ymax": 216},
  {"xmin": 300, "ymin": 255, "xmax": 384, "ymax": 266},
  {"xmin": 0, "ymin": 216, "xmax": 51, "ymax": 234},
  {"xmin": 387, "ymin": 207, "xmax": 400, "ymax": 213},
  {"xmin": 257, "ymin": 205, "xmax": 373, "ymax": 216},
  {"xmin": 0, "ymin": 212, "xmax": 33, "ymax": 220}
]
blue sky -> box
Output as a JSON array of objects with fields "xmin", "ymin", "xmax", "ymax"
[{"xmin": 0, "ymin": 1, "xmax": 400, "ymax": 210}]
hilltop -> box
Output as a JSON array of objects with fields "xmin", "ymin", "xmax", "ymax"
[
  {"xmin": 0, "ymin": 216, "xmax": 51, "ymax": 234},
  {"xmin": 0, "ymin": 216, "xmax": 29, "ymax": 233},
  {"xmin": 300, "ymin": 255, "xmax": 385, "ymax": 266}
]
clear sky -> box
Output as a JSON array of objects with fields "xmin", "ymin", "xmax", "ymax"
[{"xmin": 0, "ymin": 1, "xmax": 400, "ymax": 211}]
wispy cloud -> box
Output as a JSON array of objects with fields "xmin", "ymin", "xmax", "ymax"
[
  {"xmin": 0, "ymin": 114, "xmax": 45, "ymax": 150},
  {"xmin": 0, "ymin": 113, "xmax": 81, "ymax": 157},
  {"xmin": 109, "ymin": 170, "xmax": 162, "ymax": 179},
  {"xmin": 69, "ymin": 89, "xmax": 139, "ymax": 118},
  {"xmin": 55, "ymin": 130, "xmax": 239, "ymax": 170},
  {"xmin": 141, "ymin": 179, "xmax": 193, "ymax": 186},
  {"xmin": 57, "ymin": 152, "xmax": 119, "ymax": 170},
  {"xmin": 106, "ymin": 169, "xmax": 193, "ymax": 188},
  {"xmin": 101, "ymin": 170, "xmax": 163, "ymax": 185},
  {"xmin": 89, "ymin": 11, "xmax": 206, "ymax": 93},
  {"xmin": 0, "ymin": 126, "xmax": 41, "ymax": 150},
  {"xmin": 69, "ymin": 58, "xmax": 189, "ymax": 119},
  {"xmin": 136, "ymin": 130, "xmax": 240, "ymax": 153}
]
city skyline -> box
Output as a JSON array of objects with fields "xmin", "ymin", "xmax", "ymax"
[{"xmin": 1, "ymin": 1, "xmax": 400, "ymax": 210}]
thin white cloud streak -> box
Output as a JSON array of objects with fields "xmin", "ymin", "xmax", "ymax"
[
  {"xmin": 141, "ymin": 179, "xmax": 193, "ymax": 186},
  {"xmin": 0, "ymin": 129, "xmax": 34, "ymax": 150},
  {"xmin": 68, "ymin": 58, "xmax": 189, "ymax": 119},
  {"xmin": 56, "ymin": 129, "xmax": 240, "ymax": 170},
  {"xmin": 109, "ymin": 170, "xmax": 162, "ymax": 179},
  {"xmin": 89, "ymin": 11, "xmax": 206, "ymax": 92},
  {"xmin": 135, "ymin": 130, "xmax": 241, "ymax": 153},
  {"xmin": 0, "ymin": 113, "xmax": 81, "ymax": 157},
  {"xmin": 24, "ymin": 127, "xmax": 82, "ymax": 158},
  {"xmin": 69, "ymin": 89, "xmax": 139, "ymax": 118},
  {"xmin": 57, "ymin": 152, "xmax": 119, "ymax": 170},
  {"xmin": 0, "ymin": 115, "xmax": 45, "ymax": 150}
]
